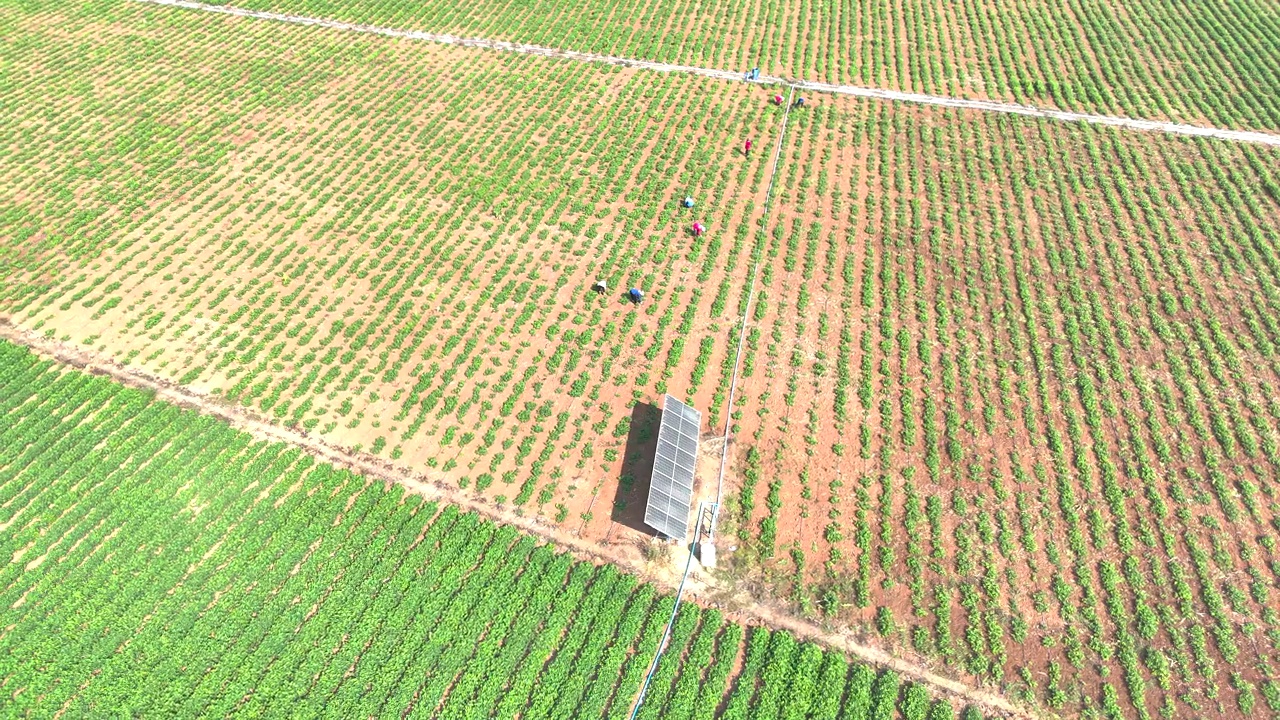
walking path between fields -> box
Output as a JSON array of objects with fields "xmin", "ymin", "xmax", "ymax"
[
  {"xmin": 0, "ymin": 319, "xmax": 1031, "ymax": 718},
  {"xmin": 135, "ymin": 0, "xmax": 1280, "ymax": 147}
]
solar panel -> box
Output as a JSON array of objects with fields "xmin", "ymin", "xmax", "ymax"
[{"xmin": 644, "ymin": 395, "xmax": 701, "ymax": 540}]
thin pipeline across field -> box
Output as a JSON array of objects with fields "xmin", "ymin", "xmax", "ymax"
[{"xmin": 134, "ymin": 0, "xmax": 1280, "ymax": 147}]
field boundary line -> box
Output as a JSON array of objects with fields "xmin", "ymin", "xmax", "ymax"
[
  {"xmin": 133, "ymin": 0, "xmax": 1280, "ymax": 146},
  {"xmin": 0, "ymin": 319, "xmax": 1031, "ymax": 719}
]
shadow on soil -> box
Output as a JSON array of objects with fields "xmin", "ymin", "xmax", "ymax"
[{"xmin": 608, "ymin": 401, "xmax": 661, "ymax": 536}]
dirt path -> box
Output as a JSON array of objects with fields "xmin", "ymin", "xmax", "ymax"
[
  {"xmin": 133, "ymin": 0, "xmax": 1280, "ymax": 147},
  {"xmin": 0, "ymin": 319, "xmax": 1036, "ymax": 718}
]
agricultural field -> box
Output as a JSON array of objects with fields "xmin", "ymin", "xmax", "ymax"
[
  {"xmin": 217, "ymin": 0, "xmax": 1280, "ymax": 132},
  {"xmin": 5, "ymin": 0, "xmax": 1280, "ymax": 719},
  {"xmin": 0, "ymin": 338, "xmax": 974, "ymax": 719},
  {"xmin": 3, "ymin": 0, "xmax": 779, "ymax": 541}
]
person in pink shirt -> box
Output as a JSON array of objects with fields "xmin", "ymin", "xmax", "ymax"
[{"xmin": 744, "ymin": 138, "xmax": 753, "ymax": 157}]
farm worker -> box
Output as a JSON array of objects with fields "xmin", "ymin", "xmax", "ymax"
[
  {"xmin": 744, "ymin": 138, "xmax": 753, "ymax": 157},
  {"xmin": 751, "ymin": 67, "xmax": 760, "ymax": 80},
  {"xmin": 692, "ymin": 222, "xmax": 705, "ymax": 237},
  {"xmin": 683, "ymin": 196, "xmax": 695, "ymax": 208},
  {"xmin": 773, "ymin": 93, "xmax": 783, "ymax": 106},
  {"xmin": 629, "ymin": 288, "xmax": 644, "ymax": 304},
  {"xmin": 794, "ymin": 96, "xmax": 806, "ymax": 108}
]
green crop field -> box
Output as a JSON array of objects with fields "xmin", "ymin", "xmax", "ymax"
[
  {"xmin": 3, "ymin": 0, "xmax": 1280, "ymax": 718},
  {"xmin": 0, "ymin": 339, "xmax": 964, "ymax": 720},
  {"xmin": 220, "ymin": 0, "xmax": 1280, "ymax": 132},
  {"xmin": 725, "ymin": 87, "xmax": 1280, "ymax": 720}
]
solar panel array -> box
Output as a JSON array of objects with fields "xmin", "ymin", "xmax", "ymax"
[{"xmin": 644, "ymin": 395, "xmax": 701, "ymax": 540}]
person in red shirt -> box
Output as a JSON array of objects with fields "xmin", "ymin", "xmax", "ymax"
[
  {"xmin": 773, "ymin": 94, "xmax": 783, "ymax": 106},
  {"xmin": 744, "ymin": 138, "xmax": 753, "ymax": 157},
  {"xmin": 692, "ymin": 222, "xmax": 705, "ymax": 237}
]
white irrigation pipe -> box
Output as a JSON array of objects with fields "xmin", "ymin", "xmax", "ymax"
[
  {"xmin": 708, "ymin": 86, "xmax": 794, "ymax": 541},
  {"xmin": 133, "ymin": 0, "xmax": 1280, "ymax": 147},
  {"xmin": 629, "ymin": 501, "xmax": 705, "ymax": 720}
]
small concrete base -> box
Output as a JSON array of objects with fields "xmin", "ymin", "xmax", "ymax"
[{"xmin": 699, "ymin": 541, "xmax": 716, "ymax": 568}]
